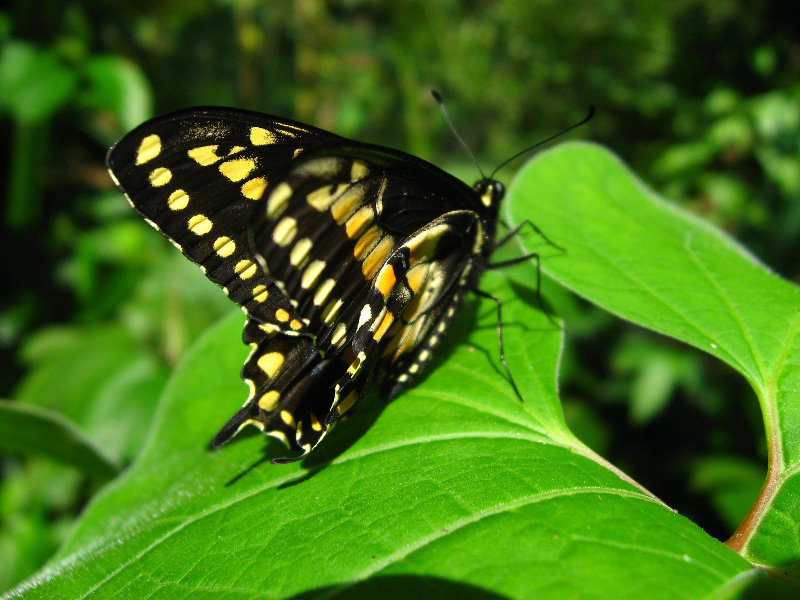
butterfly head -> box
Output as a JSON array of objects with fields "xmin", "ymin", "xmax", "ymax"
[{"xmin": 473, "ymin": 178, "xmax": 505, "ymax": 214}]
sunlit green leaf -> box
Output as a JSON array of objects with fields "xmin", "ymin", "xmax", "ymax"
[{"xmin": 508, "ymin": 141, "xmax": 800, "ymax": 568}]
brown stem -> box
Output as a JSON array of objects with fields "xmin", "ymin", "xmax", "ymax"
[{"xmin": 726, "ymin": 438, "xmax": 782, "ymax": 553}]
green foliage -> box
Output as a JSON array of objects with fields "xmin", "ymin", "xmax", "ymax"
[
  {"xmin": 0, "ymin": 400, "xmax": 120, "ymax": 480},
  {"xmin": 2, "ymin": 0, "xmax": 799, "ymax": 597}
]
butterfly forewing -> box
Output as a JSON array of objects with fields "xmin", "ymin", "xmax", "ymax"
[{"xmin": 107, "ymin": 107, "xmax": 502, "ymax": 462}]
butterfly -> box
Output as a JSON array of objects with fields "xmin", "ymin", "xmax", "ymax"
[{"xmin": 106, "ymin": 106, "xmax": 506, "ymax": 463}]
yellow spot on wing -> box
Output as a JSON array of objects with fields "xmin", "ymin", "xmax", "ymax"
[
  {"xmin": 301, "ymin": 260, "xmax": 326, "ymax": 290},
  {"xmin": 250, "ymin": 127, "xmax": 277, "ymax": 145},
  {"xmin": 321, "ymin": 298, "xmax": 343, "ymax": 324},
  {"xmin": 280, "ymin": 410, "xmax": 296, "ymax": 428},
  {"xmin": 313, "ymin": 278, "xmax": 336, "ymax": 305},
  {"xmin": 358, "ymin": 304, "xmax": 372, "ymax": 329},
  {"xmin": 273, "ymin": 217, "xmax": 298, "ymax": 246},
  {"xmin": 331, "ymin": 322, "xmax": 347, "ymax": 346},
  {"xmin": 257, "ymin": 352, "xmax": 284, "ymax": 378},
  {"xmin": 289, "ymin": 319, "xmax": 303, "ymax": 331},
  {"xmin": 309, "ymin": 413, "xmax": 323, "ymax": 432},
  {"xmin": 406, "ymin": 263, "xmax": 429, "ymax": 293},
  {"xmin": 297, "ymin": 157, "xmax": 340, "ymax": 178},
  {"xmin": 392, "ymin": 319, "xmax": 427, "ymax": 362},
  {"xmin": 350, "ymin": 160, "xmax": 369, "ymax": 180},
  {"xmin": 213, "ymin": 236, "xmax": 236, "ymax": 257},
  {"xmin": 267, "ymin": 182, "xmax": 292, "ymax": 219},
  {"xmin": 331, "ymin": 187, "xmax": 363, "ymax": 223},
  {"xmin": 337, "ymin": 390, "xmax": 358, "ymax": 415},
  {"xmin": 289, "ymin": 238, "xmax": 313, "ymax": 266},
  {"xmin": 275, "ymin": 308, "xmax": 290, "ymax": 322},
  {"xmin": 362, "ymin": 237, "xmax": 394, "ymax": 280},
  {"xmin": 188, "ymin": 145, "xmax": 222, "ymax": 166},
  {"xmin": 168, "ymin": 189, "xmax": 189, "ymax": 211},
  {"xmin": 136, "ymin": 134, "xmax": 161, "ymax": 165},
  {"xmin": 353, "ymin": 225, "xmax": 380, "ymax": 260},
  {"xmin": 241, "ymin": 177, "xmax": 267, "ymax": 200},
  {"xmin": 252, "ymin": 284, "xmax": 268, "ymax": 302},
  {"xmin": 345, "ymin": 206, "xmax": 374, "ymax": 239},
  {"xmin": 373, "ymin": 311, "xmax": 395, "ymax": 342},
  {"xmin": 219, "ymin": 158, "xmax": 256, "ymax": 182},
  {"xmin": 267, "ymin": 429, "xmax": 289, "ymax": 445},
  {"xmin": 306, "ymin": 186, "xmax": 338, "ymax": 211},
  {"xmin": 149, "ymin": 167, "xmax": 172, "ymax": 187},
  {"xmin": 407, "ymin": 224, "xmax": 448, "ymax": 264},
  {"xmin": 188, "ymin": 214, "xmax": 212, "ymax": 235},
  {"xmin": 258, "ymin": 390, "xmax": 281, "ymax": 411},
  {"xmin": 375, "ymin": 265, "xmax": 396, "ymax": 298},
  {"xmin": 234, "ymin": 259, "xmax": 257, "ymax": 279}
]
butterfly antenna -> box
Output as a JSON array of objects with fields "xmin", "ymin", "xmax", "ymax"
[
  {"xmin": 489, "ymin": 105, "xmax": 595, "ymax": 179},
  {"xmin": 432, "ymin": 90, "xmax": 487, "ymax": 179}
]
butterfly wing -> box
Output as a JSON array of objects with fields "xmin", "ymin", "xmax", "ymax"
[
  {"xmin": 106, "ymin": 108, "xmax": 349, "ymax": 334},
  {"xmin": 107, "ymin": 107, "xmax": 492, "ymax": 461}
]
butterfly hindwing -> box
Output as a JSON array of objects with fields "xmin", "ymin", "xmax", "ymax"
[{"xmin": 107, "ymin": 107, "xmax": 505, "ymax": 462}]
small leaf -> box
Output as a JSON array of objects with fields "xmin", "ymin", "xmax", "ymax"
[
  {"xmin": 0, "ymin": 400, "xmax": 120, "ymax": 481},
  {"xmin": 0, "ymin": 41, "xmax": 76, "ymax": 124}
]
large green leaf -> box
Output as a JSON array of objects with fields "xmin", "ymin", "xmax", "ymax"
[
  {"xmin": 507, "ymin": 141, "xmax": 800, "ymax": 570},
  {"xmin": 7, "ymin": 142, "xmax": 792, "ymax": 599}
]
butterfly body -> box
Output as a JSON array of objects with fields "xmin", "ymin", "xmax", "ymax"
[{"xmin": 106, "ymin": 107, "xmax": 504, "ymax": 462}]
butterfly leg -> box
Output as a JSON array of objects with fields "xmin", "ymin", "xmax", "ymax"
[
  {"xmin": 491, "ymin": 219, "xmax": 565, "ymax": 253},
  {"xmin": 471, "ymin": 287, "xmax": 525, "ymax": 403}
]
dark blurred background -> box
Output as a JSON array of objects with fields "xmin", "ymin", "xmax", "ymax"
[{"xmin": 1, "ymin": 0, "xmax": 798, "ymax": 589}]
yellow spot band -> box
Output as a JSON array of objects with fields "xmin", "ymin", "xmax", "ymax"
[
  {"xmin": 149, "ymin": 167, "xmax": 172, "ymax": 187},
  {"xmin": 252, "ymin": 284, "xmax": 268, "ymax": 302},
  {"xmin": 258, "ymin": 390, "xmax": 280, "ymax": 411},
  {"xmin": 168, "ymin": 189, "xmax": 189, "ymax": 211},
  {"xmin": 136, "ymin": 134, "xmax": 161, "ymax": 165},
  {"xmin": 234, "ymin": 259, "xmax": 257, "ymax": 279},
  {"xmin": 219, "ymin": 158, "xmax": 256, "ymax": 182},
  {"xmin": 241, "ymin": 177, "xmax": 267, "ymax": 200},
  {"xmin": 251, "ymin": 127, "xmax": 277, "ymax": 145},
  {"xmin": 213, "ymin": 236, "xmax": 236, "ymax": 257},
  {"xmin": 188, "ymin": 214, "xmax": 212, "ymax": 235},
  {"xmin": 257, "ymin": 352, "xmax": 285, "ymax": 378}
]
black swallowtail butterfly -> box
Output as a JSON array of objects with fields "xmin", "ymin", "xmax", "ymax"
[{"xmin": 106, "ymin": 106, "xmax": 506, "ymax": 463}]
